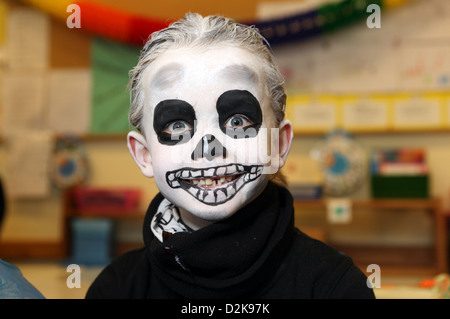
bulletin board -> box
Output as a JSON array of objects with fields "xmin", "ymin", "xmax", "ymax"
[{"xmin": 276, "ymin": 0, "xmax": 450, "ymax": 135}]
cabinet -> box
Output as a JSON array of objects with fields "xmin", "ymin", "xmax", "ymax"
[
  {"xmin": 62, "ymin": 188, "xmax": 145, "ymax": 259},
  {"xmin": 294, "ymin": 198, "xmax": 448, "ymax": 276}
]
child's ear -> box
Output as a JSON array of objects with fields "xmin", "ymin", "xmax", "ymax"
[
  {"xmin": 127, "ymin": 131, "xmax": 154, "ymax": 178},
  {"xmin": 277, "ymin": 119, "xmax": 293, "ymax": 169}
]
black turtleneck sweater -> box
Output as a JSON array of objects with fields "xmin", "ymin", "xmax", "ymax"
[{"xmin": 86, "ymin": 182, "xmax": 375, "ymax": 299}]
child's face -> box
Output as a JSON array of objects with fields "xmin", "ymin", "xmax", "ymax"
[{"xmin": 130, "ymin": 45, "xmax": 289, "ymax": 222}]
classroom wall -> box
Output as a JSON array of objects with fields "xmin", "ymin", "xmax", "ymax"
[
  {"xmin": 0, "ymin": 0, "xmax": 449, "ymax": 251},
  {"xmin": 0, "ymin": 0, "xmax": 308, "ymax": 247}
]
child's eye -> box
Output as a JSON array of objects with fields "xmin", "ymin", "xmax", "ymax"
[
  {"xmin": 164, "ymin": 120, "xmax": 191, "ymax": 134},
  {"xmin": 224, "ymin": 115, "xmax": 252, "ymax": 128}
]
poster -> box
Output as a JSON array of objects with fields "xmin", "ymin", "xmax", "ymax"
[
  {"xmin": 47, "ymin": 69, "xmax": 91, "ymax": 134},
  {"xmin": 7, "ymin": 7, "xmax": 49, "ymax": 70},
  {"xmin": 6, "ymin": 130, "xmax": 52, "ymax": 198},
  {"xmin": 1, "ymin": 73, "xmax": 46, "ymax": 133}
]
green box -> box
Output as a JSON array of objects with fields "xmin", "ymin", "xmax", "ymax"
[{"xmin": 371, "ymin": 175, "xmax": 429, "ymax": 199}]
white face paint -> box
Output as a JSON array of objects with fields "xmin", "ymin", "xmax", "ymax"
[{"xmin": 138, "ymin": 46, "xmax": 280, "ymax": 227}]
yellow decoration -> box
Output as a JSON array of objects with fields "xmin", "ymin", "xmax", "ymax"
[
  {"xmin": 383, "ymin": 0, "xmax": 416, "ymax": 10},
  {"xmin": 20, "ymin": 0, "xmax": 72, "ymax": 20},
  {"xmin": 0, "ymin": 1, "xmax": 7, "ymax": 45}
]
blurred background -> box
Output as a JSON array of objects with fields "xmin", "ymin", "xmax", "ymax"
[{"xmin": 0, "ymin": 0, "xmax": 449, "ymax": 299}]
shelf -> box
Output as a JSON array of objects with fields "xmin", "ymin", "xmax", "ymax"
[
  {"xmin": 65, "ymin": 208, "xmax": 145, "ymax": 220},
  {"xmin": 334, "ymin": 244, "xmax": 439, "ymax": 277},
  {"xmin": 294, "ymin": 198, "xmax": 441, "ymax": 210},
  {"xmin": 294, "ymin": 198, "xmax": 448, "ymax": 276}
]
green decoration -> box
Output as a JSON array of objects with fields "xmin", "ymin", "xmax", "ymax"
[{"xmin": 91, "ymin": 37, "xmax": 140, "ymax": 134}]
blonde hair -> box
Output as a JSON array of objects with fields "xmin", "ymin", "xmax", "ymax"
[{"xmin": 128, "ymin": 13, "xmax": 288, "ymax": 186}]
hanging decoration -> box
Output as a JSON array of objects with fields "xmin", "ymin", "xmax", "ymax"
[
  {"xmin": 310, "ymin": 130, "xmax": 367, "ymax": 197},
  {"xmin": 19, "ymin": 0, "xmax": 411, "ymax": 47},
  {"xmin": 251, "ymin": 0, "xmax": 382, "ymax": 45},
  {"xmin": 49, "ymin": 136, "xmax": 90, "ymax": 189}
]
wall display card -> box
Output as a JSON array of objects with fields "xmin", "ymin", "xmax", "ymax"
[
  {"xmin": 5, "ymin": 130, "xmax": 52, "ymax": 198},
  {"xmin": 47, "ymin": 69, "xmax": 91, "ymax": 134},
  {"xmin": 289, "ymin": 97, "xmax": 337, "ymax": 132},
  {"xmin": 7, "ymin": 7, "xmax": 49, "ymax": 70},
  {"xmin": 342, "ymin": 98, "xmax": 388, "ymax": 131},
  {"xmin": 1, "ymin": 73, "xmax": 46, "ymax": 134},
  {"xmin": 393, "ymin": 97, "xmax": 442, "ymax": 129}
]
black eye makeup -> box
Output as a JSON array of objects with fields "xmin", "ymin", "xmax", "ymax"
[
  {"xmin": 216, "ymin": 90, "xmax": 262, "ymax": 139},
  {"xmin": 224, "ymin": 114, "xmax": 252, "ymax": 129},
  {"xmin": 153, "ymin": 99, "xmax": 196, "ymax": 145}
]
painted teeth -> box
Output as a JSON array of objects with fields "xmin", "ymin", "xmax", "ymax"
[
  {"xmin": 165, "ymin": 164, "xmax": 264, "ymax": 205},
  {"xmin": 167, "ymin": 164, "xmax": 247, "ymax": 185},
  {"xmin": 190, "ymin": 176, "xmax": 236, "ymax": 187}
]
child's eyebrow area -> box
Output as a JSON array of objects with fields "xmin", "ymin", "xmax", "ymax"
[
  {"xmin": 218, "ymin": 64, "xmax": 259, "ymax": 85},
  {"xmin": 150, "ymin": 63, "xmax": 185, "ymax": 89}
]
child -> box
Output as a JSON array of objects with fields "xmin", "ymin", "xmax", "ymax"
[
  {"xmin": 0, "ymin": 177, "xmax": 45, "ymax": 299},
  {"xmin": 86, "ymin": 13, "xmax": 375, "ymax": 299}
]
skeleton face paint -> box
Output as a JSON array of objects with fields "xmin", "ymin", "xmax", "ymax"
[
  {"xmin": 217, "ymin": 90, "xmax": 262, "ymax": 139},
  {"xmin": 153, "ymin": 99, "xmax": 196, "ymax": 145},
  {"xmin": 140, "ymin": 46, "xmax": 277, "ymax": 223}
]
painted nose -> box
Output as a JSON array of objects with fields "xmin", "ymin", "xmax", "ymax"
[{"xmin": 191, "ymin": 134, "xmax": 227, "ymax": 161}]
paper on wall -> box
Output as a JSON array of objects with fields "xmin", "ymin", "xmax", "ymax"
[
  {"xmin": 398, "ymin": 45, "xmax": 450, "ymax": 91},
  {"xmin": 292, "ymin": 102, "xmax": 337, "ymax": 131},
  {"xmin": 342, "ymin": 99, "xmax": 388, "ymax": 130},
  {"xmin": 6, "ymin": 7, "xmax": 49, "ymax": 70},
  {"xmin": 1, "ymin": 72, "xmax": 46, "ymax": 134},
  {"xmin": 394, "ymin": 98, "xmax": 441, "ymax": 128},
  {"xmin": 47, "ymin": 69, "xmax": 91, "ymax": 134},
  {"xmin": 315, "ymin": 39, "xmax": 398, "ymax": 94},
  {"xmin": 5, "ymin": 130, "xmax": 52, "ymax": 198}
]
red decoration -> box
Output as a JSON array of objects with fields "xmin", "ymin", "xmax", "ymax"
[{"xmin": 77, "ymin": 1, "xmax": 171, "ymax": 45}]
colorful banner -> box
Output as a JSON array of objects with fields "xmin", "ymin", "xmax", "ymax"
[{"xmin": 19, "ymin": 0, "xmax": 407, "ymax": 46}]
